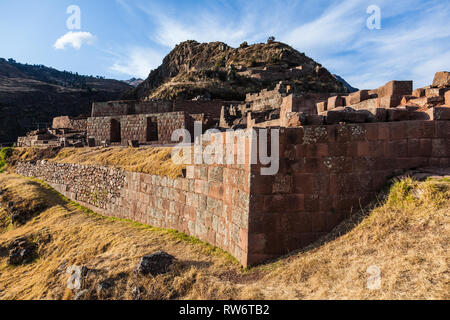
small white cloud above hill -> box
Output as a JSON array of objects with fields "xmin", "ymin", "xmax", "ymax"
[{"xmin": 54, "ymin": 31, "xmax": 96, "ymax": 50}]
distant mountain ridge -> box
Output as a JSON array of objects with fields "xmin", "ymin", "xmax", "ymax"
[
  {"xmin": 0, "ymin": 58, "xmax": 131, "ymax": 143},
  {"xmin": 333, "ymin": 74, "xmax": 359, "ymax": 93},
  {"xmin": 122, "ymin": 78, "xmax": 144, "ymax": 87}
]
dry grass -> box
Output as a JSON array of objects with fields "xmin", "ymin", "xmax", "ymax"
[
  {"xmin": 0, "ymin": 173, "xmax": 448, "ymax": 300},
  {"xmin": 12, "ymin": 147, "xmax": 186, "ymax": 179}
]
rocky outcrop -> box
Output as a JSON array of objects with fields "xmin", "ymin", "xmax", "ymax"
[
  {"xmin": 7, "ymin": 238, "xmax": 38, "ymax": 266},
  {"xmin": 135, "ymin": 251, "xmax": 175, "ymax": 276},
  {"xmin": 128, "ymin": 40, "xmax": 352, "ymax": 101}
]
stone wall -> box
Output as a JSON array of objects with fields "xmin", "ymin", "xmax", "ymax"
[
  {"xmin": 52, "ymin": 116, "xmax": 87, "ymax": 131},
  {"xmin": 16, "ymin": 160, "xmax": 252, "ymax": 266},
  {"xmin": 87, "ymin": 112, "xmax": 192, "ymax": 145},
  {"xmin": 92, "ymin": 100, "xmax": 236, "ymax": 120},
  {"xmin": 247, "ymin": 120, "xmax": 450, "ymax": 265},
  {"xmin": 14, "ymin": 120, "xmax": 450, "ymax": 267},
  {"xmin": 91, "ymin": 100, "xmax": 173, "ymax": 117}
]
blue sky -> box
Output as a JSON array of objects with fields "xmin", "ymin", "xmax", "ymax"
[{"xmin": 0, "ymin": 0, "xmax": 449, "ymax": 89}]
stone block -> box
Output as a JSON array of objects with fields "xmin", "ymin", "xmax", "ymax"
[
  {"xmin": 305, "ymin": 115, "xmax": 325, "ymax": 125},
  {"xmin": 185, "ymin": 166, "xmax": 195, "ymax": 179},
  {"xmin": 400, "ymin": 95, "xmax": 416, "ymax": 105},
  {"xmin": 327, "ymin": 96, "xmax": 345, "ymax": 110},
  {"xmin": 377, "ymin": 80, "xmax": 413, "ymax": 97},
  {"xmin": 358, "ymin": 108, "xmax": 387, "ymax": 123},
  {"xmin": 325, "ymin": 108, "xmax": 366, "ymax": 124},
  {"xmin": 348, "ymin": 90, "xmax": 370, "ymax": 105},
  {"xmin": 432, "ymin": 71, "xmax": 450, "ymax": 88},
  {"xmin": 446, "ymin": 91, "xmax": 450, "ymax": 105},
  {"xmin": 426, "ymin": 87, "xmax": 450, "ymax": 97},
  {"xmin": 387, "ymin": 108, "xmax": 410, "ymax": 122},
  {"xmin": 412, "ymin": 88, "xmax": 426, "ymax": 98},
  {"xmin": 376, "ymin": 95, "xmax": 403, "ymax": 108},
  {"xmin": 426, "ymin": 107, "xmax": 450, "ymax": 120},
  {"xmin": 208, "ymin": 166, "xmax": 224, "ymax": 183},
  {"xmin": 316, "ymin": 101, "xmax": 328, "ymax": 113}
]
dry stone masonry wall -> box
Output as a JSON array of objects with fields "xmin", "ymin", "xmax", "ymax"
[
  {"xmin": 14, "ymin": 119, "xmax": 450, "ymax": 267},
  {"xmin": 16, "ymin": 160, "xmax": 252, "ymax": 266}
]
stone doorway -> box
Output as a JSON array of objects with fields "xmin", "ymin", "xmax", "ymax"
[
  {"xmin": 146, "ymin": 117, "xmax": 158, "ymax": 142},
  {"xmin": 110, "ymin": 119, "xmax": 121, "ymax": 143}
]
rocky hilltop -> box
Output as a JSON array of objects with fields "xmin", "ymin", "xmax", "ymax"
[
  {"xmin": 128, "ymin": 40, "xmax": 352, "ymax": 101},
  {"xmin": 0, "ymin": 58, "xmax": 131, "ymax": 143}
]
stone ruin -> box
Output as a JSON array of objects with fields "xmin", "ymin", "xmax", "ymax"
[
  {"xmin": 17, "ymin": 115, "xmax": 88, "ymax": 148},
  {"xmin": 13, "ymin": 71, "xmax": 450, "ymax": 267}
]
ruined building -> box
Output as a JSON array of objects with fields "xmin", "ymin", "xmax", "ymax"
[{"xmin": 15, "ymin": 71, "xmax": 450, "ymax": 267}]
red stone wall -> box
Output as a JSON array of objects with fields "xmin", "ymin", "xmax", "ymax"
[
  {"xmin": 247, "ymin": 120, "xmax": 450, "ymax": 265},
  {"xmin": 87, "ymin": 112, "xmax": 192, "ymax": 145},
  {"xmin": 15, "ymin": 161, "xmax": 252, "ymax": 266},
  {"xmin": 15, "ymin": 120, "xmax": 450, "ymax": 267},
  {"xmin": 91, "ymin": 100, "xmax": 236, "ymax": 119}
]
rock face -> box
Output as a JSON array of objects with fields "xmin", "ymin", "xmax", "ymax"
[
  {"xmin": 7, "ymin": 238, "xmax": 37, "ymax": 265},
  {"xmin": 432, "ymin": 71, "xmax": 450, "ymax": 88},
  {"xmin": 128, "ymin": 40, "xmax": 351, "ymax": 101},
  {"xmin": 135, "ymin": 251, "xmax": 175, "ymax": 276},
  {"xmin": 0, "ymin": 58, "xmax": 131, "ymax": 143}
]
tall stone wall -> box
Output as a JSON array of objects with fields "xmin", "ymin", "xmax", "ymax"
[
  {"xmin": 92, "ymin": 100, "xmax": 236, "ymax": 119},
  {"xmin": 91, "ymin": 100, "xmax": 173, "ymax": 117},
  {"xmin": 247, "ymin": 120, "xmax": 450, "ymax": 265},
  {"xmin": 52, "ymin": 116, "xmax": 88, "ymax": 131},
  {"xmin": 16, "ymin": 160, "xmax": 252, "ymax": 266},
  {"xmin": 14, "ymin": 120, "xmax": 450, "ymax": 267}
]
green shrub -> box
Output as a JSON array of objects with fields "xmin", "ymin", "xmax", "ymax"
[{"xmin": 0, "ymin": 147, "xmax": 13, "ymax": 173}]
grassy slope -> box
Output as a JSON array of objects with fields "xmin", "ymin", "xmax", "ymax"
[{"xmin": 0, "ymin": 173, "xmax": 449, "ymax": 300}]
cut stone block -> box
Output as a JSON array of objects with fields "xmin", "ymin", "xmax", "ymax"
[
  {"xmin": 316, "ymin": 101, "xmax": 328, "ymax": 113},
  {"xmin": 357, "ymin": 108, "xmax": 387, "ymax": 123},
  {"xmin": 425, "ymin": 87, "xmax": 450, "ymax": 97},
  {"xmin": 324, "ymin": 108, "xmax": 366, "ymax": 124},
  {"xmin": 305, "ymin": 115, "xmax": 325, "ymax": 125},
  {"xmin": 432, "ymin": 71, "xmax": 450, "ymax": 88},
  {"xmin": 427, "ymin": 107, "xmax": 450, "ymax": 120},
  {"xmin": 408, "ymin": 96, "xmax": 445, "ymax": 108},
  {"xmin": 446, "ymin": 91, "xmax": 450, "ymax": 105},
  {"xmin": 400, "ymin": 95, "xmax": 416, "ymax": 105},
  {"xmin": 387, "ymin": 108, "xmax": 410, "ymax": 122},
  {"xmin": 378, "ymin": 80, "xmax": 413, "ymax": 97},
  {"xmin": 327, "ymin": 96, "xmax": 345, "ymax": 110},
  {"xmin": 348, "ymin": 90, "xmax": 370, "ymax": 105},
  {"xmin": 376, "ymin": 95, "xmax": 403, "ymax": 108},
  {"xmin": 412, "ymin": 88, "xmax": 426, "ymax": 98}
]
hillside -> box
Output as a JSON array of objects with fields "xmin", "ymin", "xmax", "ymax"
[
  {"xmin": 0, "ymin": 58, "xmax": 131, "ymax": 143},
  {"xmin": 0, "ymin": 170, "xmax": 448, "ymax": 300},
  {"xmin": 127, "ymin": 40, "xmax": 351, "ymax": 101}
]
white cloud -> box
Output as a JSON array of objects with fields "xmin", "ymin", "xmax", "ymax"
[
  {"xmin": 54, "ymin": 31, "xmax": 96, "ymax": 50},
  {"xmin": 110, "ymin": 47, "xmax": 164, "ymax": 78},
  {"xmin": 112, "ymin": 0, "xmax": 450, "ymax": 89},
  {"xmin": 136, "ymin": 1, "xmax": 283, "ymax": 48}
]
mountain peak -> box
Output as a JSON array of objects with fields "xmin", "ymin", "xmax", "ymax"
[{"xmin": 128, "ymin": 40, "xmax": 351, "ymax": 101}]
